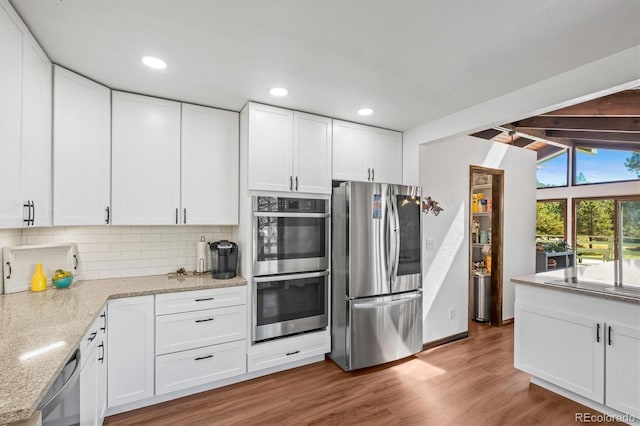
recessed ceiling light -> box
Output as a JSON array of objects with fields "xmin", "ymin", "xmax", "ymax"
[
  {"xmin": 270, "ymin": 87, "xmax": 288, "ymax": 97},
  {"xmin": 357, "ymin": 108, "xmax": 373, "ymax": 116},
  {"xmin": 141, "ymin": 56, "xmax": 167, "ymax": 70}
]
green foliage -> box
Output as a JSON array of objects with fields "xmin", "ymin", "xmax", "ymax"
[
  {"xmin": 576, "ymin": 172, "xmax": 587, "ymax": 184},
  {"xmin": 576, "ymin": 200, "xmax": 614, "ymax": 237},
  {"xmin": 536, "ymin": 201, "xmax": 565, "ymax": 237},
  {"xmin": 624, "ymin": 152, "xmax": 640, "ymax": 177},
  {"xmin": 622, "ymin": 200, "xmax": 640, "ymax": 239},
  {"xmin": 540, "ymin": 240, "xmax": 571, "ymax": 252}
]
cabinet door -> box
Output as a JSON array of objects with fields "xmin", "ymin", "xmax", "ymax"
[
  {"xmin": 21, "ymin": 37, "xmax": 52, "ymax": 227},
  {"xmin": 181, "ymin": 104, "xmax": 239, "ymax": 225},
  {"xmin": 605, "ymin": 322, "xmax": 640, "ymax": 418},
  {"xmin": 370, "ymin": 127, "xmax": 402, "ymax": 184},
  {"xmin": 515, "ymin": 302, "xmax": 604, "ymax": 403},
  {"xmin": 0, "ymin": 4, "xmax": 23, "ymax": 228},
  {"xmin": 107, "ymin": 296, "xmax": 155, "ymax": 408},
  {"xmin": 247, "ymin": 103, "xmax": 293, "ymax": 192},
  {"xmin": 332, "ymin": 120, "xmax": 369, "ymax": 182},
  {"xmin": 112, "ymin": 92, "xmax": 181, "ymax": 224},
  {"xmin": 293, "ymin": 112, "xmax": 332, "ymax": 194},
  {"xmin": 53, "ymin": 66, "xmax": 111, "ymax": 225},
  {"xmin": 80, "ymin": 342, "xmax": 99, "ymax": 426}
]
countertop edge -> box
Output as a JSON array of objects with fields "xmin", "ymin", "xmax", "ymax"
[
  {"xmin": 0, "ymin": 275, "xmax": 248, "ymax": 425},
  {"xmin": 511, "ymin": 275, "xmax": 640, "ymax": 305}
]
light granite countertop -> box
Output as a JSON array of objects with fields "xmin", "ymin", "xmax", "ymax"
[
  {"xmin": 0, "ymin": 274, "xmax": 247, "ymax": 425},
  {"xmin": 511, "ymin": 259, "xmax": 640, "ymax": 305}
]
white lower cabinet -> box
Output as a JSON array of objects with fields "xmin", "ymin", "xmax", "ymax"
[
  {"xmin": 248, "ymin": 331, "xmax": 330, "ymax": 373},
  {"xmin": 80, "ymin": 308, "xmax": 107, "ymax": 426},
  {"xmin": 156, "ymin": 340, "xmax": 246, "ymax": 395},
  {"xmin": 154, "ymin": 287, "xmax": 248, "ymax": 395},
  {"xmin": 514, "ymin": 284, "xmax": 640, "ymax": 419},
  {"xmin": 107, "ymin": 296, "xmax": 155, "ymax": 408}
]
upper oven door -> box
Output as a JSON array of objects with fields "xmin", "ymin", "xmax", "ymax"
[
  {"xmin": 253, "ymin": 211, "xmax": 329, "ymax": 275},
  {"xmin": 253, "ymin": 195, "xmax": 329, "ymax": 276}
]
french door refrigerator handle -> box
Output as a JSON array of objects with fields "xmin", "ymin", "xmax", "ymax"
[
  {"xmin": 389, "ymin": 188, "xmax": 401, "ymax": 281},
  {"xmin": 384, "ymin": 187, "xmax": 394, "ymax": 282}
]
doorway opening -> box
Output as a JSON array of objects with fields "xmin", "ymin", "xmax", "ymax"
[{"xmin": 468, "ymin": 166, "xmax": 504, "ymax": 332}]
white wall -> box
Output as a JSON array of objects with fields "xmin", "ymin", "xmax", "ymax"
[
  {"xmin": 419, "ymin": 136, "xmax": 536, "ymax": 344},
  {"xmin": 0, "ymin": 226, "xmax": 234, "ymax": 288},
  {"xmin": 403, "ymin": 45, "xmax": 640, "ymax": 186}
]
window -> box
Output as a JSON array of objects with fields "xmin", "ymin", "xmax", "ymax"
[
  {"xmin": 574, "ymin": 147, "xmax": 640, "ymax": 185},
  {"xmin": 536, "ymin": 200, "xmax": 566, "ymax": 243},
  {"xmin": 574, "ymin": 199, "xmax": 614, "ymax": 264},
  {"xmin": 536, "ymin": 150, "xmax": 568, "ymax": 188}
]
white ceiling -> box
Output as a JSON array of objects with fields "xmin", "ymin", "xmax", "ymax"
[{"xmin": 10, "ymin": 0, "xmax": 640, "ymax": 131}]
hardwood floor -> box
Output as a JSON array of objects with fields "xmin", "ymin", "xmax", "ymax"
[{"xmin": 105, "ymin": 323, "xmax": 619, "ymax": 425}]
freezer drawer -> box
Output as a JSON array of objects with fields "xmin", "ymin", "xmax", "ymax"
[{"xmin": 349, "ymin": 291, "xmax": 422, "ymax": 370}]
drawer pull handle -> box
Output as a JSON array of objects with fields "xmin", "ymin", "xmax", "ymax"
[
  {"xmin": 608, "ymin": 326, "xmax": 613, "ymax": 346},
  {"xmin": 286, "ymin": 350, "xmax": 300, "ymax": 356},
  {"xmin": 596, "ymin": 323, "xmax": 601, "ymax": 342},
  {"xmin": 195, "ymin": 355, "xmax": 214, "ymax": 361},
  {"xmin": 88, "ymin": 331, "xmax": 97, "ymax": 342},
  {"xmin": 195, "ymin": 297, "xmax": 214, "ymax": 302},
  {"xmin": 195, "ymin": 318, "xmax": 214, "ymax": 323}
]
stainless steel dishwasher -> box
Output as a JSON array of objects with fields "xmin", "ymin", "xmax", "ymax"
[{"xmin": 38, "ymin": 349, "xmax": 81, "ymax": 426}]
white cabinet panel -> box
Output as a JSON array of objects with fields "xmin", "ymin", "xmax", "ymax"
[
  {"xmin": 21, "ymin": 38, "xmax": 52, "ymax": 227},
  {"xmin": 293, "ymin": 112, "xmax": 332, "ymax": 194},
  {"xmin": 332, "ymin": 120, "xmax": 402, "ymax": 184},
  {"xmin": 112, "ymin": 92, "xmax": 181, "ymax": 225},
  {"xmin": 247, "ymin": 331, "xmax": 330, "ymax": 372},
  {"xmin": 0, "ymin": 5, "xmax": 24, "ymax": 228},
  {"xmin": 181, "ymin": 104, "xmax": 239, "ymax": 225},
  {"xmin": 370, "ymin": 127, "xmax": 402, "ymax": 185},
  {"xmin": 156, "ymin": 305, "xmax": 246, "ymax": 355},
  {"xmin": 155, "ymin": 286, "xmax": 246, "ymax": 315},
  {"xmin": 605, "ymin": 322, "xmax": 640, "ymax": 418},
  {"xmin": 53, "ymin": 66, "xmax": 111, "ymax": 225},
  {"xmin": 108, "ymin": 296, "xmax": 155, "ymax": 408},
  {"xmin": 332, "ymin": 120, "xmax": 369, "ymax": 182},
  {"xmin": 515, "ymin": 302, "xmax": 604, "ymax": 403},
  {"xmin": 155, "ymin": 340, "xmax": 246, "ymax": 395},
  {"xmin": 247, "ymin": 103, "xmax": 293, "ymax": 192}
]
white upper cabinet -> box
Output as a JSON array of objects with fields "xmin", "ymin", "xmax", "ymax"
[
  {"xmin": 293, "ymin": 112, "xmax": 332, "ymax": 194},
  {"xmin": 21, "ymin": 36, "xmax": 52, "ymax": 227},
  {"xmin": 245, "ymin": 103, "xmax": 332, "ymax": 194},
  {"xmin": 370, "ymin": 127, "xmax": 403, "ymax": 185},
  {"xmin": 247, "ymin": 103, "xmax": 294, "ymax": 192},
  {"xmin": 332, "ymin": 120, "xmax": 402, "ymax": 185},
  {"xmin": 0, "ymin": 2, "xmax": 52, "ymax": 228},
  {"xmin": 53, "ymin": 66, "xmax": 111, "ymax": 226},
  {"xmin": 112, "ymin": 92, "xmax": 181, "ymax": 225},
  {"xmin": 181, "ymin": 104, "xmax": 239, "ymax": 225},
  {"xmin": 0, "ymin": 4, "xmax": 24, "ymax": 228}
]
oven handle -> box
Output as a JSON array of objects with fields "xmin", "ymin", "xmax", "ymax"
[
  {"xmin": 37, "ymin": 349, "xmax": 81, "ymax": 418},
  {"xmin": 253, "ymin": 212, "xmax": 329, "ymax": 218},
  {"xmin": 254, "ymin": 270, "xmax": 329, "ymax": 283}
]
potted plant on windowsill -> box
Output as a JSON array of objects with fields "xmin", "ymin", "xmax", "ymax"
[{"xmin": 537, "ymin": 240, "xmax": 572, "ymax": 253}]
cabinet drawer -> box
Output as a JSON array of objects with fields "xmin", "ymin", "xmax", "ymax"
[
  {"xmin": 155, "ymin": 286, "xmax": 246, "ymax": 315},
  {"xmin": 80, "ymin": 308, "xmax": 106, "ymax": 364},
  {"xmin": 156, "ymin": 305, "xmax": 246, "ymax": 355},
  {"xmin": 247, "ymin": 332, "xmax": 330, "ymax": 372},
  {"xmin": 155, "ymin": 340, "xmax": 246, "ymax": 395}
]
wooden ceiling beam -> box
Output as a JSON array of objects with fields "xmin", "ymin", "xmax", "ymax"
[
  {"xmin": 536, "ymin": 145, "xmax": 566, "ymax": 162},
  {"xmin": 542, "ymin": 91, "xmax": 640, "ymax": 116},
  {"xmin": 514, "ymin": 116, "xmax": 640, "ymax": 133},
  {"xmin": 500, "ymin": 127, "xmax": 574, "ymax": 149},
  {"xmin": 545, "ymin": 130, "xmax": 640, "ymax": 143},
  {"xmin": 471, "ymin": 128, "xmax": 503, "ymax": 140},
  {"xmin": 512, "ymin": 137, "xmax": 536, "ymax": 148},
  {"xmin": 572, "ymin": 141, "xmax": 640, "ymax": 152}
]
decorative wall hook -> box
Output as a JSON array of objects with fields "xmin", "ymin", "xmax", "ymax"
[{"xmin": 422, "ymin": 196, "xmax": 443, "ymax": 216}]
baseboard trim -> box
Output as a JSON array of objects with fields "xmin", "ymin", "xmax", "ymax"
[
  {"xmin": 502, "ymin": 318, "xmax": 514, "ymax": 326},
  {"xmin": 422, "ymin": 331, "xmax": 468, "ymax": 351}
]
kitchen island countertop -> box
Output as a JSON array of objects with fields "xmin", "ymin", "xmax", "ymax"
[{"xmin": 0, "ymin": 273, "xmax": 247, "ymax": 425}]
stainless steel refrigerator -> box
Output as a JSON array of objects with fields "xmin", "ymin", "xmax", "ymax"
[{"xmin": 329, "ymin": 181, "xmax": 423, "ymax": 371}]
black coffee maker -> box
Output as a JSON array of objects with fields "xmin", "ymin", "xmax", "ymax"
[{"xmin": 209, "ymin": 240, "xmax": 238, "ymax": 279}]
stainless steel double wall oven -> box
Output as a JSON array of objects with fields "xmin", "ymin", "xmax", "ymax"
[{"xmin": 252, "ymin": 196, "xmax": 330, "ymax": 342}]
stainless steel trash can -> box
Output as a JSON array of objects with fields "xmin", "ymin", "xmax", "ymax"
[{"xmin": 473, "ymin": 272, "xmax": 491, "ymax": 322}]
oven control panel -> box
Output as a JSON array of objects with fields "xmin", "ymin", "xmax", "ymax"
[{"xmin": 254, "ymin": 196, "xmax": 326, "ymax": 213}]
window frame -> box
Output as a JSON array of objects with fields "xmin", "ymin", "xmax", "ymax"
[
  {"xmin": 536, "ymin": 150, "xmax": 570, "ymax": 189},
  {"xmin": 572, "ymin": 145, "xmax": 640, "ymax": 187}
]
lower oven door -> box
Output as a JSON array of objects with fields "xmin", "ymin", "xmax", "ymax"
[{"xmin": 253, "ymin": 270, "xmax": 329, "ymax": 342}]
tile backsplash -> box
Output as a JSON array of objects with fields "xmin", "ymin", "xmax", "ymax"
[{"xmin": 1, "ymin": 225, "xmax": 234, "ymax": 283}]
